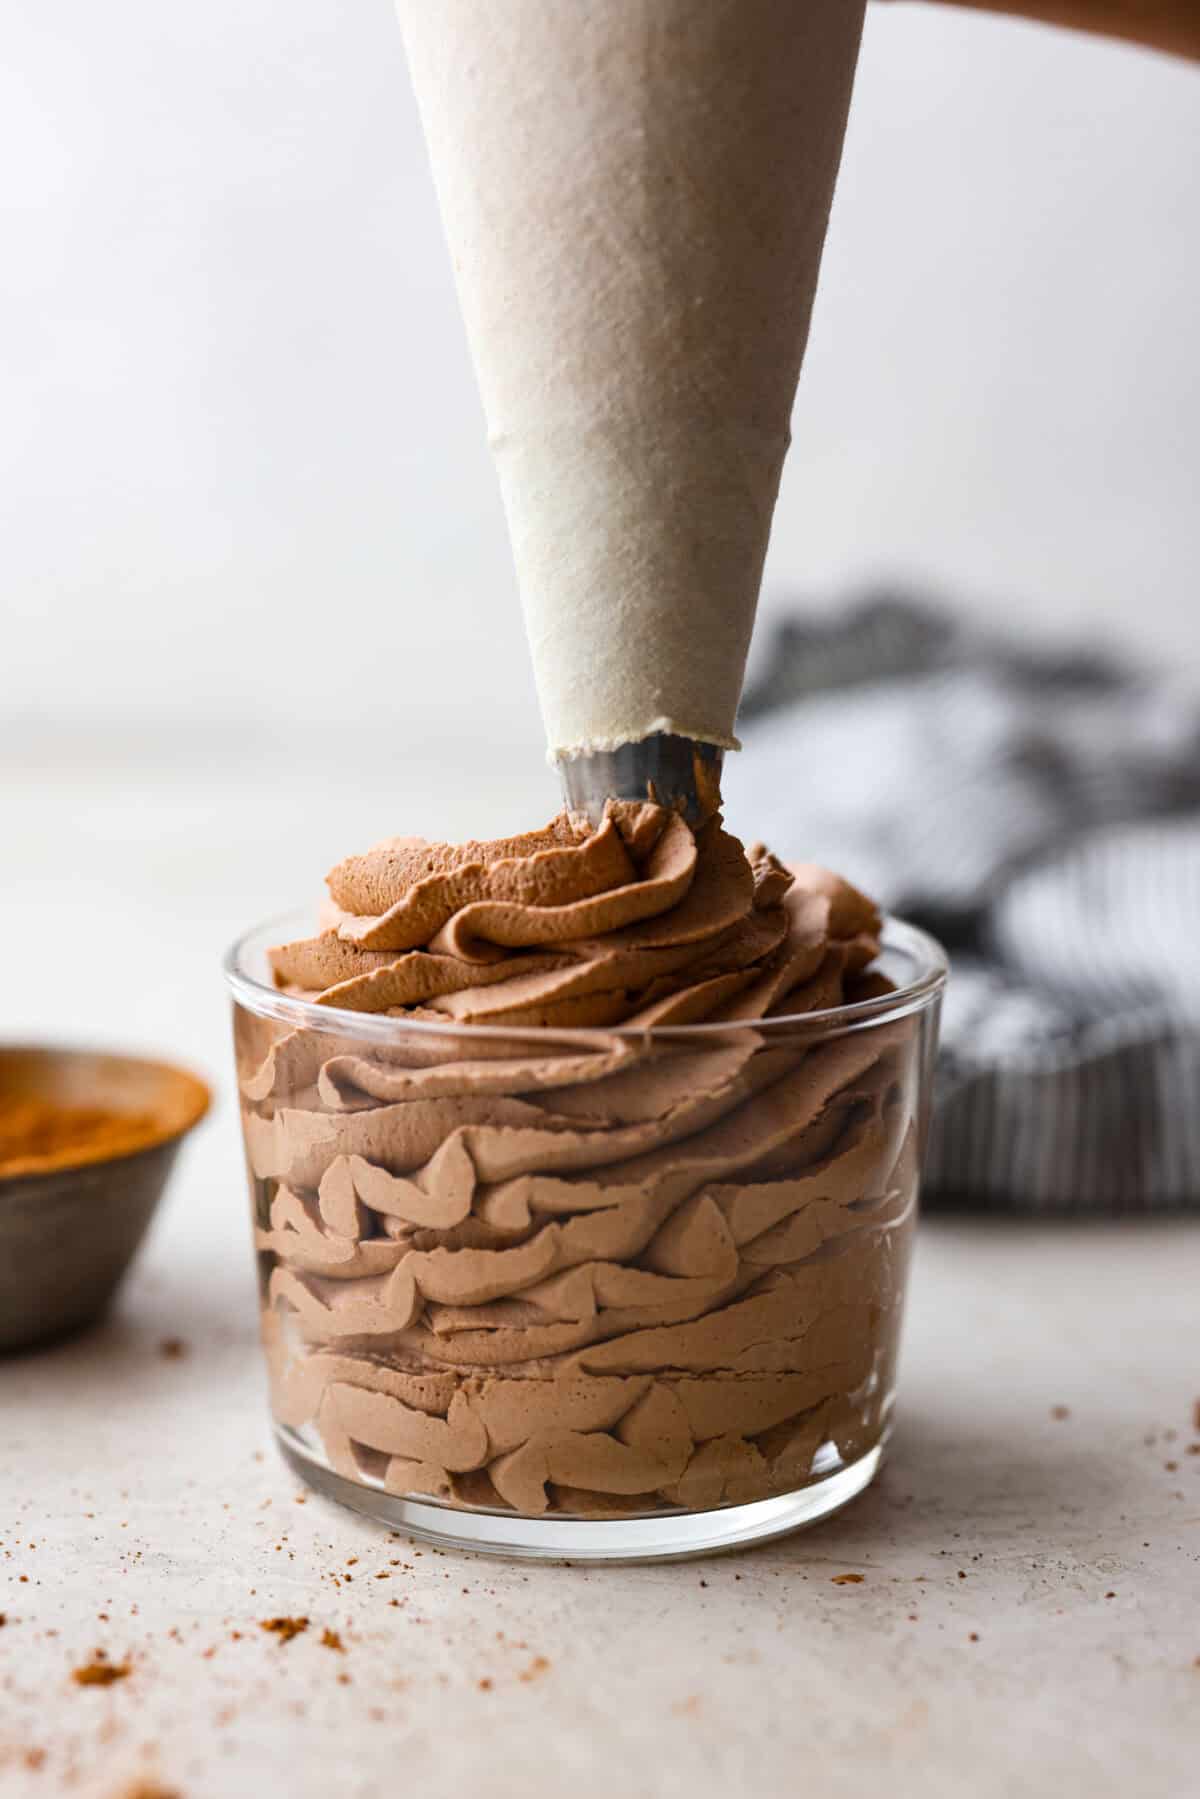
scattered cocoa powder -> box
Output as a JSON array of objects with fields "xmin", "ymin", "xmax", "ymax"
[
  {"xmin": 72, "ymin": 1655, "xmax": 130, "ymax": 1687},
  {"xmin": 519, "ymin": 1656, "xmax": 551, "ymax": 1682},
  {"xmin": 320, "ymin": 1629, "xmax": 344, "ymax": 1652},
  {"xmin": 831, "ymin": 1573, "xmax": 864, "ymax": 1585},
  {"xmin": 260, "ymin": 1617, "xmax": 308, "ymax": 1644}
]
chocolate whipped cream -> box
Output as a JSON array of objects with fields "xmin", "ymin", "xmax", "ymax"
[{"xmin": 236, "ymin": 806, "xmax": 919, "ymax": 1517}]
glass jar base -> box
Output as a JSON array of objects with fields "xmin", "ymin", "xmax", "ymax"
[{"xmin": 274, "ymin": 1427, "xmax": 883, "ymax": 1563}]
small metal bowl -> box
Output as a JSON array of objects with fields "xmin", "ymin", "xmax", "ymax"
[{"xmin": 0, "ymin": 1046, "xmax": 210, "ymax": 1354}]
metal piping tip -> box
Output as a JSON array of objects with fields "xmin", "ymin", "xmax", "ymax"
[{"xmin": 558, "ymin": 733, "xmax": 724, "ymax": 828}]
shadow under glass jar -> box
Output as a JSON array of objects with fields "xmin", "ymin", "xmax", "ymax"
[{"xmin": 226, "ymin": 912, "xmax": 945, "ymax": 1562}]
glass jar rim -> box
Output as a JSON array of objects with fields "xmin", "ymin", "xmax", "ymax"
[{"xmin": 224, "ymin": 908, "xmax": 947, "ymax": 1046}]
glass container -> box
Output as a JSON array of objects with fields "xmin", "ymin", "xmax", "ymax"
[{"xmin": 226, "ymin": 912, "xmax": 945, "ymax": 1561}]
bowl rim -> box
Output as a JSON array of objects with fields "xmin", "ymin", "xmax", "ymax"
[
  {"xmin": 224, "ymin": 908, "xmax": 948, "ymax": 1045},
  {"xmin": 0, "ymin": 1044, "xmax": 211, "ymax": 1188}
]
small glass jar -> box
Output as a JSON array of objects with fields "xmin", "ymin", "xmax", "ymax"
[{"xmin": 226, "ymin": 912, "xmax": 945, "ymax": 1562}]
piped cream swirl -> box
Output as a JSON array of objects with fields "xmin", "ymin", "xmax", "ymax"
[
  {"xmin": 238, "ymin": 807, "xmax": 919, "ymax": 1517},
  {"xmin": 269, "ymin": 805, "xmax": 884, "ymax": 1027}
]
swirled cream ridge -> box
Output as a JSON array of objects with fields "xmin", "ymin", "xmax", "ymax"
[{"xmin": 237, "ymin": 805, "xmax": 919, "ymax": 1516}]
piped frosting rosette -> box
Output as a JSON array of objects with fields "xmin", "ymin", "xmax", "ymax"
[{"xmin": 238, "ymin": 805, "xmax": 918, "ymax": 1516}]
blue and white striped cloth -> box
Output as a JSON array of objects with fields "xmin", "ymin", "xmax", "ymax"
[{"xmin": 725, "ymin": 596, "xmax": 1200, "ymax": 1213}]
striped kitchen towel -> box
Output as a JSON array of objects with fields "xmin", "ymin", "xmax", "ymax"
[{"xmin": 724, "ymin": 595, "xmax": 1200, "ymax": 1213}]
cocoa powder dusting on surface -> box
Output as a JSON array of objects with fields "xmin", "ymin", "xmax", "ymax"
[
  {"xmin": 320, "ymin": 1629, "xmax": 344, "ymax": 1652},
  {"xmin": 72, "ymin": 1655, "xmax": 131, "ymax": 1687},
  {"xmin": 831, "ymin": 1573, "xmax": 864, "ymax": 1585},
  {"xmin": 260, "ymin": 1617, "xmax": 308, "ymax": 1643},
  {"xmin": 0, "ymin": 1098, "xmax": 159, "ymax": 1178}
]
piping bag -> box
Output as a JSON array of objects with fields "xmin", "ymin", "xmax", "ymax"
[{"xmin": 395, "ymin": 0, "xmax": 865, "ymax": 822}]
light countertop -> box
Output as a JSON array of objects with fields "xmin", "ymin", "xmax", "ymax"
[{"xmin": 2, "ymin": 734, "xmax": 1197, "ymax": 1799}]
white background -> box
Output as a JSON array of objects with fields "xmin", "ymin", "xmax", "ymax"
[{"xmin": 3, "ymin": 1, "xmax": 1198, "ymax": 788}]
